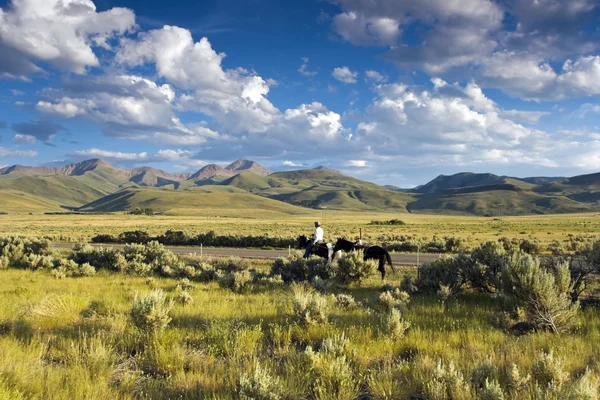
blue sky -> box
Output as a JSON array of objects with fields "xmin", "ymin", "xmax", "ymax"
[{"xmin": 0, "ymin": 0, "xmax": 599, "ymax": 187}]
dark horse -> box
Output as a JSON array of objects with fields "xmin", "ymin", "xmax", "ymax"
[
  {"xmin": 297, "ymin": 235, "xmax": 333, "ymax": 262},
  {"xmin": 333, "ymin": 238, "xmax": 395, "ymax": 280}
]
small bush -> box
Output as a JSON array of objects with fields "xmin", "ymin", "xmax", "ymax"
[
  {"xmin": 218, "ymin": 270, "xmax": 253, "ymax": 293},
  {"xmin": 291, "ymin": 284, "xmax": 329, "ymax": 325},
  {"xmin": 334, "ymin": 294, "xmax": 357, "ymax": 310},
  {"xmin": 237, "ymin": 363, "xmax": 281, "ymax": 400},
  {"xmin": 531, "ymin": 350, "xmax": 569, "ymax": 388},
  {"xmin": 416, "ymin": 255, "xmax": 467, "ymax": 294},
  {"xmin": 378, "ymin": 289, "xmax": 410, "ymax": 312},
  {"xmin": 271, "ymin": 254, "xmax": 332, "ymax": 283},
  {"xmin": 176, "ymin": 278, "xmax": 195, "ymax": 291},
  {"xmin": 400, "ymin": 274, "xmax": 417, "ymax": 293},
  {"xmin": 478, "ymin": 379, "xmax": 505, "ymax": 400},
  {"xmin": 177, "ymin": 291, "xmax": 193, "ymax": 306},
  {"xmin": 336, "ymin": 250, "xmax": 377, "ymax": 285},
  {"xmin": 382, "ymin": 308, "xmax": 410, "ymax": 339},
  {"xmin": 130, "ymin": 289, "xmax": 174, "ymax": 334}
]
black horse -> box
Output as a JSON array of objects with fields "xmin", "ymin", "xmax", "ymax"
[
  {"xmin": 297, "ymin": 235, "xmax": 333, "ymax": 262},
  {"xmin": 333, "ymin": 238, "xmax": 395, "ymax": 280}
]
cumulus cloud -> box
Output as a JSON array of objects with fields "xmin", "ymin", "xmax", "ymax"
[
  {"xmin": 283, "ymin": 160, "xmax": 303, "ymax": 167},
  {"xmin": 333, "ymin": 12, "xmax": 401, "ymax": 46},
  {"xmin": 0, "ymin": 0, "xmax": 135, "ymax": 78},
  {"xmin": 332, "ymin": 66, "xmax": 358, "ymax": 84},
  {"xmin": 365, "ymin": 70, "xmax": 387, "ymax": 83},
  {"xmin": 298, "ymin": 57, "xmax": 317, "ymax": 76},
  {"xmin": 11, "ymin": 120, "xmax": 64, "ymax": 142},
  {"xmin": 35, "ymin": 74, "xmax": 219, "ymax": 145},
  {"xmin": 480, "ymin": 53, "xmax": 600, "ymax": 101},
  {"xmin": 116, "ymin": 26, "xmax": 279, "ymax": 135}
]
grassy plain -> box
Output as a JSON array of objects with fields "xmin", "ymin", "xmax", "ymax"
[
  {"xmin": 0, "ymin": 266, "xmax": 599, "ymax": 399},
  {"xmin": 1, "ymin": 212, "xmax": 599, "ymax": 247}
]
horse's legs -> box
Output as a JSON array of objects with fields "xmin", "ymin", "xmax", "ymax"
[{"xmin": 379, "ymin": 257, "xmax": 385, "ymax": 280}]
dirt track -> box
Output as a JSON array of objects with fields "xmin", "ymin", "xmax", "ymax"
[{"xmin": 52, "ymin": 243, "xmax": 441, "ymax": 266}]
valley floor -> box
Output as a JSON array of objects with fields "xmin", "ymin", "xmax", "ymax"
[{"xmin": 0, "ymin": 267, "xmax": 599, "ymax": 399}]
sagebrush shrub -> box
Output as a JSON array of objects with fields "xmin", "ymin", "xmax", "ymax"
[
  {"xmin": 238, "ymin": 363, "xmax": 281, "ymax": 400},
  {"xmin": 478, "ymin": 379, "xmax": 505, "ymax": 400},
  {"xmin": 531, "ymin": 350, "xmax": 569, "ymax": 388},
  {"xmin": 569, "ymin": 369, "xmax": 599, "ymax": 400},
  {"xmin": 502, "ymin": 254, "xmax": 579, "ymax": 333},
  {"xmin": 271, "ymin": 254, "xmax": 331, "ymax": 283},
  {"xmin": 424, "ymin": 360, "xmax": 472, "ymax": 400},
  {"xmin": 416, "ymin": 256, "xmax": 467, "ymax": 294},
  {"xmin": 130, "ymin": 289, "xmax": 174, "ymax": 334},
  {"xmin": 218, "ymin": 270, "xmax": 252, "ymax": 293},
  {"xmin": 334, "ymin": 294, "xmax": 357, "ymax": 309},
  {"xmin": 177, "ymin": 291, "xmax": 193, "ymax": 306},
  {"xmin": 336, "ymin": 250, "xmax": 377, "ymax": 285},
  {"xmin": 291, "ymin": 284, "xmax": 329, "ymax": 325},
  {"xmin": 382, "ymin": 308, "xmax": 410, "ymax": 339}
]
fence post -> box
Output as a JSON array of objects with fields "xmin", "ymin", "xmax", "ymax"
[
  {"xmin": 288, "ymin": 245, "xmax": 291, "ymax": 257},
  {"xmin": 201, "ymin": 243, "xmax": 203, "ymax": 258}
]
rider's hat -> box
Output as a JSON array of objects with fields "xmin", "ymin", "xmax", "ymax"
[{"xmin": 314, "ymin": 221, "xmax": 321, "ymax": 226}]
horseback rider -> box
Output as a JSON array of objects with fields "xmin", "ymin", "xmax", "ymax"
[{"xmin": 304, "ymin": 221, "xmax": 324, "ymax": 257}]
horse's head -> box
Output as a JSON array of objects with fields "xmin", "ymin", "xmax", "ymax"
[
  {"xmin": 297, "ymin": 235, "xmax": 309, "ymax": 249},
  {"xmin": 333, "ymin": 237, "xmax": 353, "ymax": 253}
]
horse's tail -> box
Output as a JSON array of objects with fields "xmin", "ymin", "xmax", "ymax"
[{"xmin": 385, "ymin": 250, "xmax": 395, "ymax": 274}]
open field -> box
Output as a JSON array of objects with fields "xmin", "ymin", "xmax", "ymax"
[
  {"xmin": 2, "ymin": 212, "xmax": 600, "ymax": 248},
  {"xmin": 1, "ymin": 265, "xmax": 599, "ymax": 399}
]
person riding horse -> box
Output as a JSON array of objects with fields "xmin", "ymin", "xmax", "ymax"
[{"xmin": 304, "ymin": 221, "xmax": 324, "ymax": 257}]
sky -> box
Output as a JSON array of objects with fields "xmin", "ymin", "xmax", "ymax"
[{"xmin": 0, "ymin": 0, "xmax": 599, "ymax": 187}]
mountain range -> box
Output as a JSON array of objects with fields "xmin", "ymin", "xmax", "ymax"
[{"xmin": 1, "ymin": 158, "xmax": 600, "ymax": 216}]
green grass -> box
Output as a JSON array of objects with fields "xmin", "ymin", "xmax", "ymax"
[{"xmin": 0, "ymin": 267, "xmax": 598, "ymax": 398}]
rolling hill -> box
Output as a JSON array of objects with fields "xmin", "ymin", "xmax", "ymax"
[{"xmin": 4, "ymin": 158, "xmax": 600, "ymax": 216}]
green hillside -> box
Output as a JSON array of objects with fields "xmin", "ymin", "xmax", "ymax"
[
  {"xmin": 78, "ymin": 187, "xmax": 314, "ymax": 217},
  {"xmin": 0, "ymin": 173, "xmax": 126, "ymax": 208},
  {"xmin": 408, "ymin": 189, "xmax": 593, "ymax": 216},
  {"xmin": 216, "ymin": 169, "xmax": 414, "ymax": 211},
  {"xmin": 0, "ymin": 189, "xmax": 63, "ymax": 213}
]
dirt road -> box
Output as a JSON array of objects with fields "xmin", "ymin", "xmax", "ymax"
[{"xmin": 52, "ymin": 243, "xmax": 441, "ymax": 266}]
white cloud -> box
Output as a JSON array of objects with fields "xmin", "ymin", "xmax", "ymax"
[
  {"xmin": 480, "ymin": 52, "xmax": 600, "ymax": 100},
  {"xmin": 499, "ymin": 110, "xmax": 550, "ymax": 123},
  {"xmin": 332, "ymin": 66, "xmax": 358, "ymax": 84},
  {"xmin": 12, "ymin": 133, "xmax": 36, "ymax": 144},
  {"xmin": 333, "ymin": 12, "xmax": 401, "ymax": 46},
  {"xmin": 346, "ymin": 160, "xmax": 367, "ymax": 167},
  {"xmin": 283, "ymin": 160, "xmax": 302, "ymax": 167},
  {"xmin": 0, "ymin": 0, "xmax": 135, "ymax": 77},
  {"xmin": 71, "ymin": 149, "xmax": 148, "ymax": 161},
  {"xmin": 117, "ymin": 26, "xmax": 280, "ymax": 135},
  {"xmin": 298, "ymin": 57, "xmax": 317, "ymax": 76},
  {"xmin": 365, "ymin": 70, "xmax": 387, "ymax": 83},
  {"xmin": 0, "ymin": 146, "xmax": 37, "ymax": 157}
]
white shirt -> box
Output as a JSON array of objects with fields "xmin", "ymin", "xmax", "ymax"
[{"xmin": 313, "ymin": 227, "xmax": 323, "ymax": 244}]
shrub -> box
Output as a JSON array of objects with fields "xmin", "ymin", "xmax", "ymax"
[
  {"xmin": 336, "ymin": 250, "xmax": 377, "ymax": 285},
  {"xmin": 177, "ymin": 291, "xmax": 193, "ymax": 306},
  {"xmin": 70, "ymin": 244, "xmax": 127, "ymax": 272},
  {"xmin": 569, "ymin": 369, "xmax": 599, "ymax": 400},
  {"xmin": 291, "ymin": 284, "xmax": 329, "ymax": 325},
  {"xmin": 378, "ymin": 289, "xmax": 410, "ymax": 312},
  {"xmin": 24, "ymin": 254, "xmax": 54, "ymax": 270},
  {"xmin": 0, "ymin": 256, "xmax": 8, "ymax": 269},
  {"xmin": 218, "ymin": 270, "xmax": 253, "ymax": 293},
  {"xmin": 502, "ymin": 254, "xmax": 579, "ymax": 333},
  {"xmin": 310, "ymin": 276, "xmax": 329, "ymax": 292},
  {"xmin": 381, "ymin": 308, "xmax": 410, "ymax": 339},
  {"xmin": 424, "ymin": 360, "xmax": 472, "ymax": 400},
  {"xmin": 334, "ymin": 294, "xmax": 357, "ymax": 310},
  {"xmin": 400, "ymin": 274, "xmax": 417, "ymax": 293},
  {"xmin": 210, "ymin": 256, "xmax": 250, "ymax": 273},
  {"xmin": 237, "ymin": 363, "xmax": 281, "ymax": 400},
  {"xmin": 478, "ymin": 379, "xmax": 505, "ymax": 400},
  {"xmin": 416, "ymin": 255, "xmax": 467, "ymax": 294},
  {"xmin": 176, "ymin": 278, "xmax": 195, "ymax": 291},
  {"xmin": 468, "ymin": 241, "xmax": 506, "ymax": 292},
  {"xmin": 531, "ymin": 350, "xmax": 569, "ymax": 388},
  {"xmin": 130, "ymin": 289, "xmax": 174, "ymax": 334},
  {"xmin": 271, "ymin": 254, "xmax": 332, "ymax": 283},
  {"xmin": 91, "ymin": 234, "xmax": 118, "ymax": 243},
  {"xmin": 119, "ymin": 230, "xmax": 151, "ymax": 243}
]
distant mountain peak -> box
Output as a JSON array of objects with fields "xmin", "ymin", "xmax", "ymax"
[
  {"xmin": 190, "ymin": 164, "xmax": 235, "ymax": 181},
  {"xmin": 226, "ymin": 159, "xmax": 271, "ymax": 176},
  {"xmin": 313, "ymin": 165, "xmax": 342, "ymax": 175}
]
